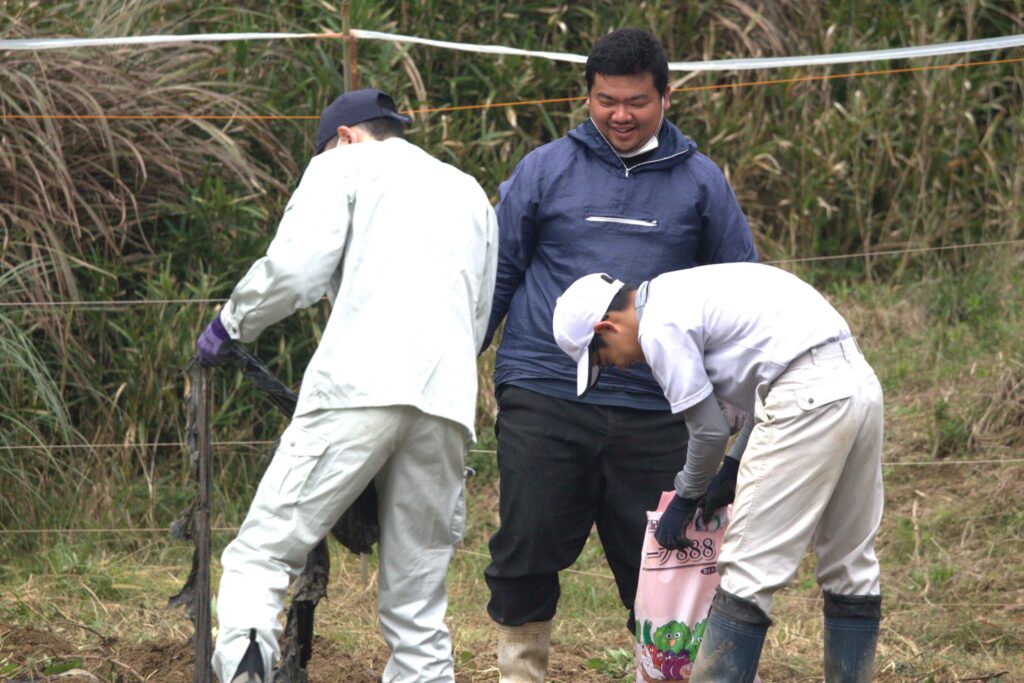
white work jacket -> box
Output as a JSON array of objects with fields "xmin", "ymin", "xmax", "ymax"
[{"xmin": 219, "ymin": 137, "xmax": 498, "ymax": 440}]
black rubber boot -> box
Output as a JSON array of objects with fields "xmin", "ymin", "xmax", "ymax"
[
  {"xmin": 823, "ymin": 592, "xmax": 882, "ymax": 683},
  {"xmin": 691, "ymin": 588, "xmax": 771, "ymax": 683},
  {"xmin": 230, "ymin": 628, "xmax": 266, "ymax": 683}
]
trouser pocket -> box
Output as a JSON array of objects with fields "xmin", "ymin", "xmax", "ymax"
[
  {"xmin": 451, "ymin": 486, "xmax": 467, "ymax": 547},
  {"xmin": 271, "ymin": 423, "xmax": 331, "ymax": 505}
]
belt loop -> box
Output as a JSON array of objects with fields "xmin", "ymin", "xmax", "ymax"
[{"xmin": 840, "ymin": 337, "xmax": 858, "ymax": 361}]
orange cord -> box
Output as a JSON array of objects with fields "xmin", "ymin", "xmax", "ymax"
[{"xmin": 2, "ymin": 55, "xmax": 1020, "ymax": 121}]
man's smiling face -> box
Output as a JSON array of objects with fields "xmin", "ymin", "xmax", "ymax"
[{"xmin": 586, "ymin": 71, "xmax": 667, "ymax": 155}]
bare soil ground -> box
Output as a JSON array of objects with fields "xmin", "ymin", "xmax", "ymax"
[{"xmin": 0, "ymin": 622, "xmax": 606, "ymax": 682}]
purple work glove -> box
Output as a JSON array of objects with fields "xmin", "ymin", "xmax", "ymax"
[
  {"xmin": 700, "ymin": 457, "xmax": 739, "ymax": 525},
  {"xmin": 654, "ymin": 495, "xmax": 700, "ymax": 551},
  {"xmin": 196, "ymin": 315, "xmax": 231, "ymax": 365}
]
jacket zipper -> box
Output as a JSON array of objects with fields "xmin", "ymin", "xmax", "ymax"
[
  {"xmin": 624, "ymin": 149, "xmax": 688, "ymax": 178},
  {"xmin": 589, "ymin": 120, "xmax": 691, "ymax": 178}
]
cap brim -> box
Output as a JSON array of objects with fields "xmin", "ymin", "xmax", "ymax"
[{"xmin": 576, "ymin": 345, "xmax": 602, "ymax": 398}]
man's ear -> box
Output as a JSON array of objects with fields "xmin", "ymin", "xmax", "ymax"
[
  {"xmin": 335, "ymin": 125, "xmax": 356, "ymax": 146},
  {"xmin": 593, "ymin": 320, "xmax": 614, "ymax": 335}
]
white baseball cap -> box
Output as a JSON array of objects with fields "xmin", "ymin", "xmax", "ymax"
[{"xmin": 552, "ymin": 273, "xmax": 625, "ymax": 397}]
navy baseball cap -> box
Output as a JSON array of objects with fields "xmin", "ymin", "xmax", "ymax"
[{"xmin": 315, "ymin": 89, "xmax": 413, "ymax": 153}]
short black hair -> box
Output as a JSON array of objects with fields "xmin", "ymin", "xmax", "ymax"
[
  {"xmin": 591, "ymin": 283, "xmax": 638, "ymax": 350},
  {"xmin": 608, "ymin": 283, "xmax": 638, "ymax": 312},
  {"xmin": 586, "ymin": 29, "xmax": 669, "ymax": 96},
  {"xmin": 317, "ymin": 116, "xmax": 407, "ymax": 154},
  {"xmin": 355, "ymin": 116, "xmax": 406, "ymax": 140}
]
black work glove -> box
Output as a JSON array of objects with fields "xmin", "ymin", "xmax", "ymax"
[
  {"xmin": 700, "ymin": 457, "xmax": 739, "ymax": 525},
  {"xmin": 654, "ymin": 495, "xmax": 700, "ymax": 550}
]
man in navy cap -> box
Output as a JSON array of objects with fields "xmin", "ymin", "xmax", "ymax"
[{"xmin": 196, "ymin": 88, "xmax": 498, "ymax": 682}]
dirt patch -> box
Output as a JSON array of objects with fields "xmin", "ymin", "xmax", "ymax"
[
  {"xmin": 0, "ymin": 622, "xmax": 178, "ymax": 682},
  {"xmin": 111, "ymin": 638, "xmax": 194, "ymax": 682},
  {"xmin": 1, "ymin": 624, "xmax": 72, "ymax": 655},
  {"xmin": 0, "ymin": 625, "xmax": 608, "ymax": 682}
]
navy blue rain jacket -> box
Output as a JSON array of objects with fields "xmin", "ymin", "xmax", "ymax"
[{"xmin": 484, "ymin": 118, "xmax": 758, "ymax": 409}]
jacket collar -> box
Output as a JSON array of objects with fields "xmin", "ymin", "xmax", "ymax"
[{"xmin": 567, "ymin": 118, "xmax": 697, "ymax": 172}]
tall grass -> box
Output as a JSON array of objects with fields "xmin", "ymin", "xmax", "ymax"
[{"xmin": 0, "ymin": 260, "xmax": 84, "ymax": 540}]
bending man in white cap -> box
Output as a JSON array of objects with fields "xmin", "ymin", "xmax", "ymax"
[
  {"xmin": 195, "ymin": 88, "xmax": 498, "ymax": 683},
  {"xmin": 551, "ymin": 263, "xmax": 884, "ymax": 683}
]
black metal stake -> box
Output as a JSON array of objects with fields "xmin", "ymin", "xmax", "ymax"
[
  {"xmin": 172, "ymin": 347, "xmax": 377, "ymax": 683},
  {"xmin": 193, "ymin": 363, "xmax": 213, "ymax": 683}
]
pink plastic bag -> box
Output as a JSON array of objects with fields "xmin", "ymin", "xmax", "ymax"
[{"xmin": 634, "ymin": 492, "xmax": 760, "ymax": 682}]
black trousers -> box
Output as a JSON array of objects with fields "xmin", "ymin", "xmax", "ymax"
[{"xmin": 485, "ymin": 386, "xmax": 688, "ymax": 629}]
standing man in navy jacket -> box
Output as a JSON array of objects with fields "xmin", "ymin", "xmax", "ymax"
[{"xmin": 480, "ymin": 28, "xmax": 758, "ymax": 682}]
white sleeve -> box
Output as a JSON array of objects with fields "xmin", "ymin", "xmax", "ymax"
[
  {"xmin": 641, "ymin": 319, "xmax": 713, "ymax": 414},
  {"xmin": 220, "ymin": 156, "xmax": 353, "ymax": 342}
]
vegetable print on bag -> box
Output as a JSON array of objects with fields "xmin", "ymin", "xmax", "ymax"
[{"xmin": 634, "ymin": 491, "xmax": 762, "ymax": 682}]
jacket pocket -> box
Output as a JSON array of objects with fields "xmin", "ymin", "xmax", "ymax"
[
  {"xmin": 583, "ymin": 206, "xmax": 660, "ymax": 230},
  {"xmin": 585, "ymin": 215, "xmax": 658, "ymax": 227},
  {"xmin": 273, "ymin": 425, "xmax": 331, "ymax": 505},
  {"xmin": 794, "ymin": 381, "xmax": 855, "ymax": 411}
]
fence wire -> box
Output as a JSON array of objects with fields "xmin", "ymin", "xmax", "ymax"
[{"xmin": 2, "ymin": 239, "xmax": 1021, "ymax": 310}]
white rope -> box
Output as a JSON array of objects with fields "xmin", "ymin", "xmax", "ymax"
[
  {"xmin": 666, "ymin": 33, "xmax": 1024, "ymax": 71},
  {"xmin": 0, "ymin": 31, "xmax": 324, "ymax": 50},
  {"xmin": 354, "ymin": 29, "xmax": 1024, "ymax": 72},
  {"xmin": 2, "ymin": 28, "xmax": 1022, "ymax": 72},
  {"xmin": 349, "ymin": 29, "xmax": 585, "ymax": 64}
]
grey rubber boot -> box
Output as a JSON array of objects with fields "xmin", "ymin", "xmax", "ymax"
[
  {"xmin": 496, "ymin": 619, "xmax": 552, "ymax": 683},
  {"xmin": 690, "ymin": 588, "xmax": 771, "ymax": 683},
  {"xmin": 230, "ymin": 629, "xmax": 266, "ymax": 683},
  {"xmin": 823, "ymin": 591, "xmax": 882, "ymax": 683}
]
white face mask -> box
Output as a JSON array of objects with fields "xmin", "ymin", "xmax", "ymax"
[{"xmin": 615, "ymin": 112, "xmax": 664, "ymax": 158}]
